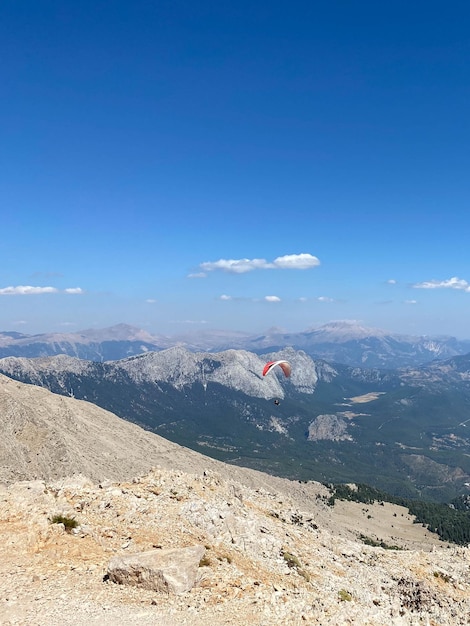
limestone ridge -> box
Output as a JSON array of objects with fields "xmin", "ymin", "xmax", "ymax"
[{"xmin": 0, "ymin": 346, "xmax": 324, "ymax": 400}]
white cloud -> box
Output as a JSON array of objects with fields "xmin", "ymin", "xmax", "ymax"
[
  {"xmin": 404, "ymin": 299, "xmax": 418, "ymax": 305},
  {"xmin": 187, "ymin": 272, "xmax": 207, "ymax": 278},
  {"xmin": 0, "ymin": 285, "xmax": 83, "ymax": 295},
  {"xmin": 146, "ymin": 299, "xmax": 157, "ymax": 304},
  {"xmin": 317, "ymin": 296, "xmax": 334, "ymax": 302},
  {"xmin": 272, "ymin": 253, "xmax": 320, "ymax": 270},
  {"xmin": 199, "ymin": 253, "xmax": 320, "ymax": 274},
  {"xmin": 200, "ymin": 258, "xmax": 269, "ymax": 274},
  {"xmin": 387, "ymin": 279, "xmax": 397, "ymax": 284},
  {"xmin": 0, "ymin": 285, "xmax": 58, "ymax": 295},
  {"xmin": 413, "ymin": 276, "xmax": 470, "ymax": 292},
  {"xmin": 219, "ymin": 294, "xmax": 282, "ymax": 302},
  {"xmin": 64, "ymin": 287, "xmax": 84, "ymax": 294}
]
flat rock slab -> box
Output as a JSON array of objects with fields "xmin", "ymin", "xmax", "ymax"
[{"xmin": 107, "ymin": 545, "xmax": 206, "ymax": 594}]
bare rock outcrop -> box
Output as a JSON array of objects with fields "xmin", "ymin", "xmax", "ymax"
[
  {"xmin": 0, "ymin": 467, "xmax": 469, "ymax": 625},
  {"xmin": 107, "ymin": 546, "xmax": 206, "ymax": 594},
  {"xmin": 307, "ymin": 413, "xmax": 353, "ymax": 441}
]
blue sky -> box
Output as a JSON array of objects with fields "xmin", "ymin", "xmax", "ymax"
[{"xmin": 1, "ymin": 0, "xmax": 470, "ymax": 338}]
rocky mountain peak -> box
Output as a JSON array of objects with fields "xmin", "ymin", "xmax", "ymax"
[{"xmin": 307, "ymin": 320, "xmax": 388, "ymax": 341}]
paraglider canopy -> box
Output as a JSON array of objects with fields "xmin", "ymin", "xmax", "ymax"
[{"xmin": 262, "ymin": 360, "xmax": 291, "ymax": 378}]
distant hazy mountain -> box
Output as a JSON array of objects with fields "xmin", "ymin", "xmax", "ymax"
[
  {"xmin": 2, "ymin": 346, "xmax": 470, "ymax": 501},
  {"xmin": 241, "ymin": 321, "xmax": 470, "ymax": 368},
  {"xmin": 1, "ymin": 321, "xmax": 469, "ymax": 368},
  {"xmin": 0, "ymin": 323, "xmax": 172, "ymax": 361}
]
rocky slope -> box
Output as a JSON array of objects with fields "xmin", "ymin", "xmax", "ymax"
[{"xmin": 1, "ymin": 374, "xmax": 470, "ymax": 625}]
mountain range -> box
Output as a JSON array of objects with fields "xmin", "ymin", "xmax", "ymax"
[
  {"xmin": 2, "ymin": 321, "xmax": 470, "ymax": 368},
  {"xmin": 2, "ymin": 344, "xmax": 470, "ymax": 502}
]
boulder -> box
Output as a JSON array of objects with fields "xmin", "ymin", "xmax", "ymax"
[{"xmin": 107, "ymin": 545, "xmax": 205, "ymax": 594}]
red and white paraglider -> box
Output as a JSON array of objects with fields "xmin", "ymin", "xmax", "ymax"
[
  {"xmin": 262, "ymin": 360, "xmax": 291, "ymax": 405},
  {"xmin": 262, "ymin": 360, "xmax": 292, "ymax": 378}
]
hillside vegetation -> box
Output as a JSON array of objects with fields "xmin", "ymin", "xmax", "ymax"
[{"xmin": 327, "ymin": 483, "xmax": 470, "ymax": 546}]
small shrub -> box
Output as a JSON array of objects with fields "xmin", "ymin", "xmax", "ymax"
[
  {"xmin": 297, "ymin": 567, "xmax": 310, "ymax": 582},
  {"xmin": 199, "ymin": 555, "xmax": 212, "ymax": 567},
  {"xmin": 282, "ymin": 551, "xmax": 301, "ymax": 569},
  {"xmin": 50, "ymin": 514, "xmax": 78, "ymax": 532},
  {"xmin": 281, "ymin": 550, "xmax": 310, "ymax": 580},
  {"xmin": 217, "ymin": 554, "xmax": 233, "ymax": 564},
  {"xmin": 338, "ymin": 589, "xmax": 352, "ymax": 602},
  {"xmin": 291, "ymin": 513, "xmax": 303, "ymax": 525},
  {"xmin": 359, "ymin": 534, "xmax": 402, "ymax": 550}
]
